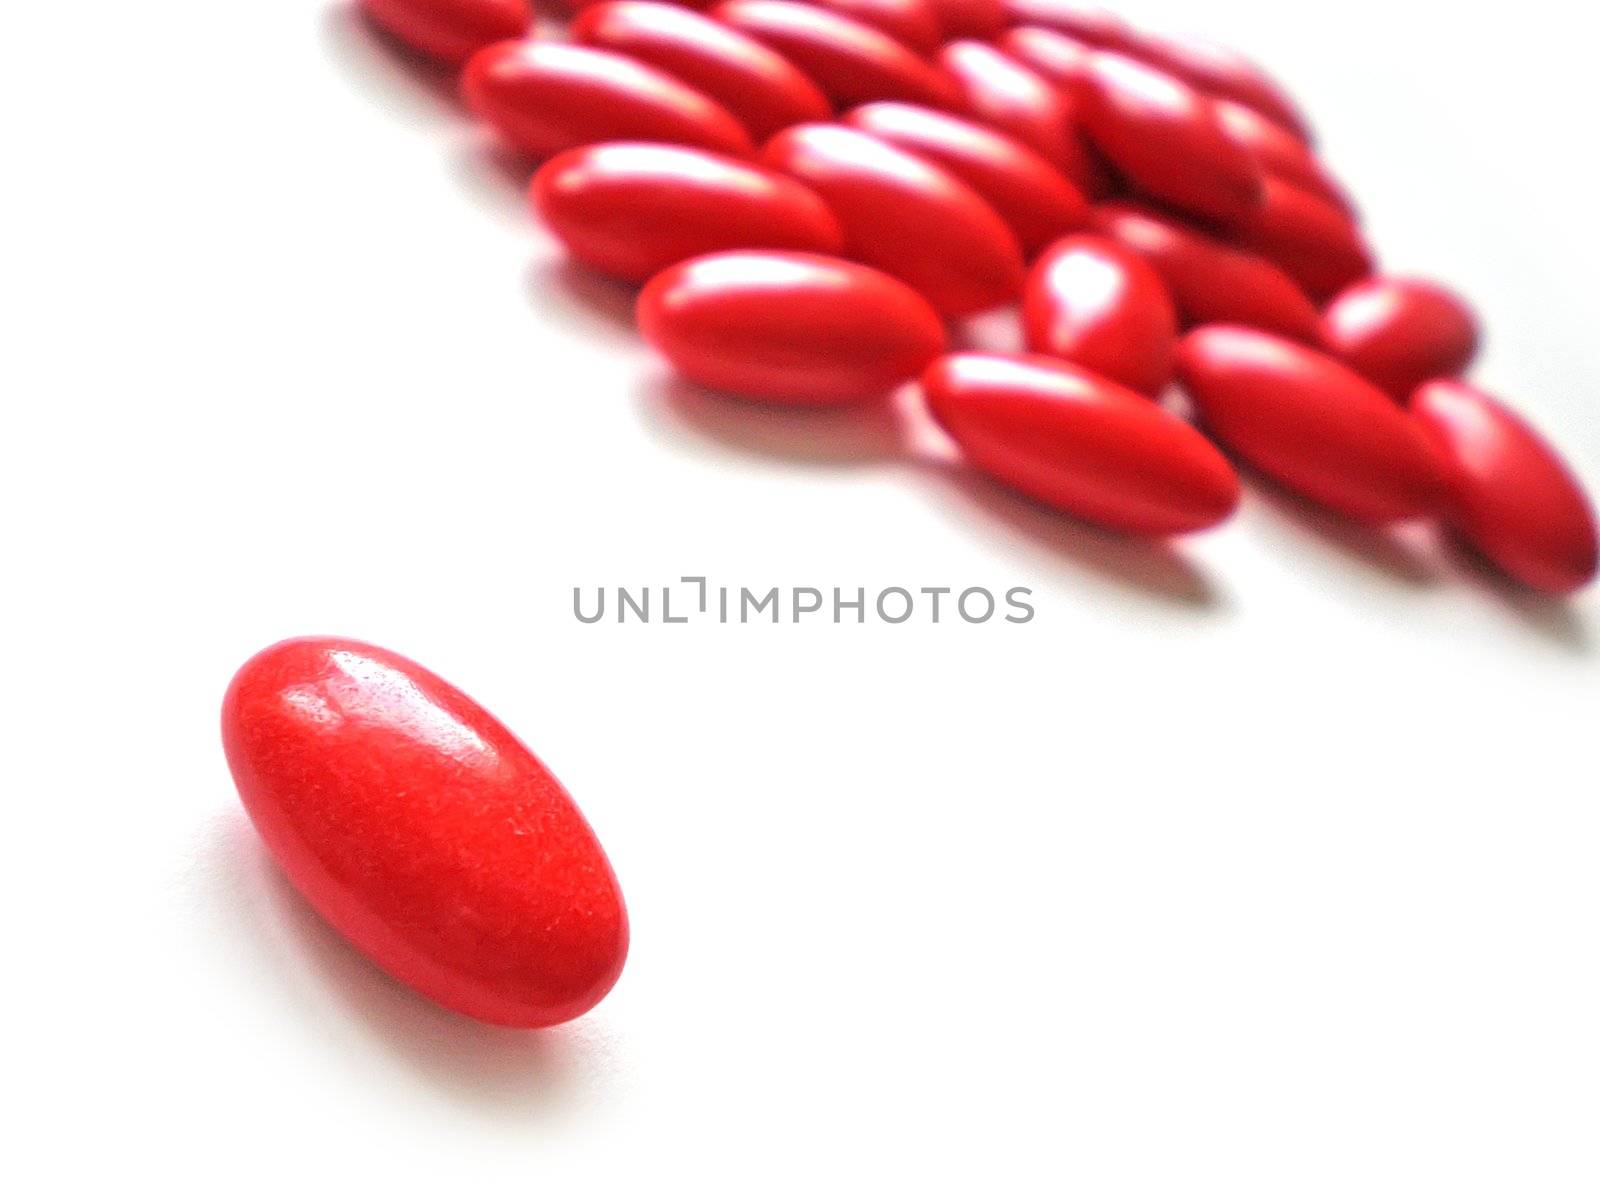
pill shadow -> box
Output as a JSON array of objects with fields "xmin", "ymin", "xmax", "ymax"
[
  {"xmin": 320, "ymin": 2, "xmax": 463, "ymax": 123},
  {"xmin": 207, "ymin": 812, "xmax": 607, "ymax": 1120},
  {"xmin": 528, "ymin": 257, "xmax": 640, "ymax": 336},
  {"xmin": 1247, "ymin": 475, "xmax": 1445, "ymax": 589},
  {"xmin": 1439, "ymin": 537, "xmax": 1593, "ymax": 653}
]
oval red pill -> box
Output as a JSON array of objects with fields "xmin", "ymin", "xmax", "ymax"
[
  {"xmin": 1076, "ymin": 50, "xmax": 1264, "ymax": 222},
  {"xmin": 1024, "ymin": 234, "xmax": 1177, "ymax": 396},
  {"xmin": 1224, "ymin": 175, "xmax": 1372, "ymax": 301},
  {"xmin": 1090, "ymin": 202, "xmax": 1321, "ymax": 342},
  {"xmin": 842, "ymin": 101, "xmax": 1088, "ymax": 255},
  {"xmin": 222, "ymin": 637, "xmax": 629, "ymax": 1028},
  {"xmin": 1320, "ymin": 277, "xmax": 1480, "ymax": 402},
  {"xmin": 1215, "ymin": 100, "xmax": 1351, "ymax": 216},
  {"xmin": 461, "ymin": 40, "xmax": 753, "ymax": 160},
  {"xmin": 1412, "ymin": 381, "xmax": 1598, "ymax": 594},
  {"xmin": 798, "ymin": 0, "xmax": 942, "ymax": 54},
  {"xmin": 997, "ymin": 0, "xmax": 1134, "ymax": 50},
  {"xmin": 922, "ymin": 352, "xmax": 1240, "ymax": 534},
  {"xmin": 938, "ymin": 40, "xmax": 1106, "ymax": 198},
  {"xmin": 1124, "ymin": 33, "xmax": 1312, "ymax": 144},
  {"xmin": 998, "ymin": 25, "xmax": 1095, "ymax": 95},
  {"xmin": 638, "ymin": 250, "xmax": 948, "ymax": 402},
  {"xmin": 571, "ymin": 2, "xmax": 830, "ymax": 144},
  {"xmin": 1175, "ymin": 325, "xmax": 1445, "ymax": 524},
  {"xmin": 926, "ymin": 0, "xmax": 1005, "ymax": 37},
  {"xmin": 360, "ymin": 0, "xmax": 532, "ymax": 65},
  {"xmin": 763, "ymin": 123, "xmax": 1024, "ymax": 316},
  {"xmin": 714, "ymin": 1, "xmax": 959, "ymax": 110},
  {"xmin": 532, "ymin": 142, "xmax": 843, "ymax": 282}
]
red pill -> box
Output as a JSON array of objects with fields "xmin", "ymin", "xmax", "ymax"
[
  {"xmin": 843, "ymin": 102, "xmax": 1088, "ymax": 255},
  {"xmin": 922, "ymin": 352, "xmax": 1240, "ymax": 534},
  {"xmin": 571, "ymin": 2, "xmax": 830, "ymax": 144},
  {"xmin": 714, "ymin": 1, "xmax": 959, "ymax": 110},
  {"xmin": 763, "ymin": 123, "xmax": 1024, "ymax": 316},
  {"xmin": 998, "ymin": 25, "xmax": 1095, "ymax": 95},
  {"xmin": 1076, "ymin": 51, "xmax": 1264, "ymax": 223},
  {"xmin": 360, "ymin": 0, "xmax": 532, "ymax": 65},
  {"xmin": 462, "ymin": 40, "xmax": 753, "ymax": 160},
  {"xmin": 532, "ymin": 143, "xmax": 843, "ymax": 282},
  {"xmin": 1124, "ymin": 33, "xmax": 1312, "ymax": 144},
  {"xmin": 1216, "ymin": 100, "xmax": 1350, "ymax": 215},
  {"xmin": 938, "ymin": 40, "xmax": 1106, "ymax": 198},
  {"xmin": 997, "ymin": 0, "xmax": 1134, "ymax": 50},
  {"xmin": 1225, "ymin": 175, "xmax": 1372, "ymax": 301},
  {"xmin": 798, "ymin": 0, "xmax": 943, "ymax": 54},
  {"xmin": 1176, "ymin": 325, "xmax": 1445, "ymax": 524},
  {"xmin": 1320, "ymin": 277, "xmax": 1480, "ymax": 402},
  {"xmin": 222, "ymin": 637, "xmax": 628, "ymax": 1028},
  {"xmin": 638, "ymin": 251, "xmax": 947, "ymax": 402},
  {"xmin": 1024, "ymin": 234, "xmax": 1177, "ymax": 396},
  {"xmin": 1091, "ymin": 202, "xmax": 1321, "ymax": 341},
  {"xmin": 926, "ymin": 0, "xmax": 1006, "ymax": 38},
  {"xmin": 1412, "ymin": 381, "xmax": 1598, "ymax": 594}
]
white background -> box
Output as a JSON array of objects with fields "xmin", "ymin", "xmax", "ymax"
[{"xmin": 6, "ymin": 1, "xmax": 1597, "ymax": 1194}]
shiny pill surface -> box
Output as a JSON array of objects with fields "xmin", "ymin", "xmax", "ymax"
[
  {"xmin": 1224, "ymin": 175, "xmax": 1372, "ymax": 301},
  {"xmin": 222, "ymin": 637, "xmax": 629, "ymax": 1029},
  {"xmin": 799, "ymin": 0, "xmax": 943, "ymax": 54},
  {"xmin": 360, "ymin": 0, "xmax": 533, "ymax": 64},
  {"xmin": 1320, "ymin": 277, "xmax": 1479, "ymax": 402}
]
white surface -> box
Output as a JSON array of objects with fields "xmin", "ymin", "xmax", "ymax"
[{"xmin": 6, "ymin": 1, "xmax": 1598, "ymax": 1194}]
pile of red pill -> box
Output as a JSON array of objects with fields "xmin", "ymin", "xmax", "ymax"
[{"xmin": 361, "ymin": 0, "xmax": 1598, "ymax": 594}]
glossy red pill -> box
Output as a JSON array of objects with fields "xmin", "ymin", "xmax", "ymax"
[
  {"xmin": 638, "ymin": 250, "xmax": 947, "ymax": 402},
  {"xmin": 532, "ymin": 142, "xmax": 843, "ymax": 282},
  {"xmin": 1224, "ymin": 175, "xmax": 1372, "ymax": 301},
  {"xmin": 938, "ymin": 40, "xmax": 1106, "ymax": 198},
  {"xmin": 997, "ymin": 0, "xmax": 1134, "ymax": 50},
  {"xmin": 1076, "ymin": 50, "xmax": 1264, "ymax": 223},
  {"xmin": 1090, "ymin": 202, "xmax": 1321, "ymax": 342},
  {"xmin": 222, "ymin": 637, "xmax": 629, "ymax": 1028},
  {"xmin": 714, "ymin": 1, "xmax": 959, "ymax": 110},
  {"xmin": 1176, "ymin": 325, "xmax": 1445, "ymax": 524},
  {"xmin": 1024, "ymin": 234, "xmax": 1177, "ymax": 396},
  {"xmin": 926, "ymin": 0, "xmax": 1006, "ymax": 37},
  {"xmin": 1124, "ymin": 33, "xmax": 1312, "ymax": 144},
  {"xmin": 998, "ymin": 25, "xmax": 1095, "ymax": 95},
  {"xmin": 843, "ymin": 102, "xmax": 1088, "ymax": 255},
  {"xmin": 1320, "ymin": 277, "xmax": 1480, "ymax": 402},
  {"xmin": 762, "ymin": 123, "xmax": 1024, "ymax": 316},
  {"xmin": 798, "ymin": 0, "xmax": 943, "ymax": 54},
  {"xmin": 360, "ymin": 0, "xmax": 532, "ymax": 65},
  {"xmin": 922, "ymin": 352, "xmax": 1240, "ymax": 534},
  {"xmin": 1412, "ymin": 381, "xmax": 1598, "ymax": 593},
  {"xmin": 1215, "ymin": 100, "xmax": 1350, "ymax": 215},
  {"xmin": 571, "ymin": 2, "xmax": 830, "ymax": 144},
  {"xmin": 462, "ymin": 40, "xmax": 753, "ymax": 160}
]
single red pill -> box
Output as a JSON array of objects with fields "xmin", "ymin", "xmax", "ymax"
[
  {"xmin": 922, "ymin": 352, "xmax": 1240, "ymax": 534},
  {"xmin": 222, "ymin": 637, "xmax": 629, "ymax": 1028},
  {"xmin": 997, "ymin": 0, "xmax": 1134, "ymax": 50},
  {"xmin": 1024, "ymin": 234, "xmax": 1177, "ymax": 396},
  {"xmin": 713, "ymin": 1, "xmax": 959, "ymax": 110},
  {"xmin": 1215, "ymin": 100, "xmax": 1350, "ymax": 216},
  {"xmin": 1076, "ymin": 50, "xmax": 1264, "ymax": 223},
  {"xmin": 763, "ymin": 123, "xmax": 1024, "ymax": 316},
  {"xmin": 1412, "ymin": 381, "xmax": 1598, "ymax": 594},
  {"xmin": 532, "ymin": 142, "xmax": 843, "ymax": 282},
  {"xmin": 926, "ymin": 0, "xmax": 1006, "ymax": 38},
  {"xmin": 797, "ymin": 0, "xmax": 943, "ymax": 54},
  {"xmin": 638, "ymin": 250, "xmax": 947, "ymax": 402},
  {"xmin": 1176, "ymin": 325, "xmax": 1445, "ymax": 524},
  {"xmin": 462, "ymin": 40, "xmax": 753, "ymax": 159},
  {"xmin": 571, "ymin": 2, "xmax": 830, "ymax": 144},
  {"xmin": 1225, "ymin": 175, "xmax": 1372, "ymax": 301},
  {"xmin": 1320, "ymin": 277, "xmax": 1480, "ymax": 402},
  {"xmin": 998, "ymin": 25, "xmax": 1095, "ymax": 95},
  {"xmin": 1091, "ymin": 202, "xmax": 1321, "ymax": 342},
  {"xmin": 843, "ymin": 102, "xmax": 1089, "ymax": 255},
  {"xmin": 938, "ymin": 40, "xmax": 1107, "ymax": 198},
  {"xmin": 360, "ymin": 0, "xmax": 533, "ymax": 65},
  {"xmin": 1124, "ymin": 33, "xmax": 1312, "ymax": 144}
]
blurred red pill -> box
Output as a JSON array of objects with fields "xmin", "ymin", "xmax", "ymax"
[
  {"xmin": 1024, "ymin": 234, "xmax": 1177, "ymax": 396},
  {"xmin": 763, "ymin": 123, "xmax": 1025, "ymax": 316},
  {"xmin": 1412, "ymin": 381, "xmax": 1598, "ymax": 593},
  {"xmin": 638, "ymin": 251, "xmax": 947, "ymax": 401},
  {"xmin": 222, "ymin": 637, "xmax": 629, "ymax": 1028},
  {"xmin": 926, "ymin": 0, "xmax": 1006, "ymax": 37},
  {"xmin": 998, "ymin": 25, "xmax": 1095, "ymax": 94},
  {"xmin": 938, "ymin": 40, "xmax": 1107, "ymax": 197},
  {"xmin": 1076, "ymin": 51, "xmax": 1264, "ymax": 222},
  {"xmin": 843, "ymin": 102, "xmax": 1088, "ymax": 254},
  {"xmin": 360, "ymin": 0, "xmax": 532, "ymax": 65},
  {"xmin": 998, "ymin": 0, "xmax": 1134, "ymax": 50},
  {"xmin": 1321, "ymin": 277, "xmax": 1480, "ymax": 401},
  {"xmin": 571, "ymin": 2, "xmax": 831, "ymax": 144},
  {"xmin": 798, "ymin": 0, "xmax": 943, "ymax": 54},
  {"xmin": 1215, "ymin": 100, "xmax": 1351, "ymax": 216},
  {"xmin": 922, "ymin": 352, "xmax": 1240, "ymax": 534},
  {"xmin": 714, "ymin": 1, "xmax": 959, "ymax": 110},
  {"xmin": 1176, "ymin": 325, "xmax": 1445, "ymax": 523},
  {"xmin": 1225, "ymin": 175, "xmax": 1372, "ymax": 300},
  {"xmin": 1091, "ymin": 202, "xmax": 1320, "ymax": 341},
  {"xmin": 1124, "ymin": 33, "xmax": 1312, "ymax": 144},
  {"xmin": 532, "ymin": 142, "xmax": 843, "ymax": 282},
  {"xmin": 462, "ymin": 41, "xmax": 753, "ymax": 159}
]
